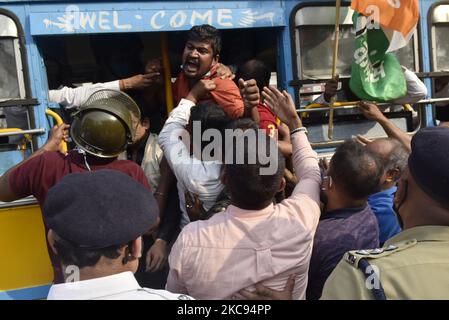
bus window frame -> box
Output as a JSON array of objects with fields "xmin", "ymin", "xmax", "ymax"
[
  {"xmin": 428, "ymin": 1, "xmax": 449, "ymax": 73},
  {"xmin": 288, "ymin": 1, "xmax": 423, "ymax": 106},
  {"xmin": 0, "ymin": 8, "xmax": 38, "ymax": 151},
  {"xmin": 427, "ymin": 1, "xmax": 449, "ymax": 125},
  {"xmin": 0, "ymin": 9, "xmax": 32, "ymax": 101}
]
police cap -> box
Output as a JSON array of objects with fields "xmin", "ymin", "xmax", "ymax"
[
  {"xmin": 44, "ymin": 170, "xmax": 158, "ymax": 248},
  {"xmin": 409, "ymin": 126, "xmax": 449, "ymax": 207}
]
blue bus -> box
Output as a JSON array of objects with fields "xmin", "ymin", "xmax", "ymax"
[{"xmin": 0, "ymin": 0, "xmax": 447, "ymax": 299}]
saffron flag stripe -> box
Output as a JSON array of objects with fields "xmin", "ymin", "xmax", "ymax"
[{"xmin": 350, "ymin": 0, "xmax": 419, "ymax": 37}]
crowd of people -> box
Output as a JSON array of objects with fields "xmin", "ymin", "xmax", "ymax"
[{"xmin": 1, "ymin": 24, "xmax": 449, "ymax": 300}]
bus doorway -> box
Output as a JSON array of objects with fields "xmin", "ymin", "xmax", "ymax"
[{"xmin": 37, "ymin": 27, "xmax": 280, "ymax": 132}]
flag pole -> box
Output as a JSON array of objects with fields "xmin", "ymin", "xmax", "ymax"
[{"xmin": 328, "ymin": 0, "xmax": 342, "ymax": 140}]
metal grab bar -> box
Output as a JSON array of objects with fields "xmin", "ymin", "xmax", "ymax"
[
  {"xmin": 0, "ymin": 196, "xmax": 37, "ymax": 209},
  {"xmin": 45, "ymin": 109, "xmax": 68, "ymax": 153},
  {"xmin": 161, "ymin": 33, "xmax": 174, "ymax": 115},
  {"xmin": 298, "ymin": 97, "xmax": 449, "ymax": 113},
  {"xmin": 311, "ymin": 130, "xmax": 417, "ymax": 149},
  {"xmin": 0, "ymin": 128, "xmax": 45, "ymax": 137}
]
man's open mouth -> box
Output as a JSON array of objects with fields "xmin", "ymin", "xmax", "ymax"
[{"xmin": 185, "ymin": 60, "xmax": 199, "ymax": 72}]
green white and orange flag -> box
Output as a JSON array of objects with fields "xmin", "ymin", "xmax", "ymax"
[
  {"xmin": 349, "ymin": 0, "xmax": 419, "ymax": 101},
  {"xmin": 351, "ymin": 0, "xmax": 420, "ymax": 52}
]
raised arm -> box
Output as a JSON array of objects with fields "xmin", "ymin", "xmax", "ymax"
[
  {"xmin": 0, "ymin": 123, "xmax": 69, "ymax": 202},
  {"xmin": 392, "ymin": 67, "xmax": 427, "ymax": 105},
  {"xmin": 158, "ymin": 80, "xmax": 216, "ymax": 186},
  {"xmin": 239, "ymin": 78, "xmax": 261, "ymax": 124},
  {"xmin": 358, "ymin": 101, "xmax": 412, "ymax": 153},
  {"xmin": 49, "ymin": 73, "xmax": 159, "ymax": 109},
  {"xmin": 49, "ymin": 81, "xmax": 120, "ymax": 109},
  {"xmin": 262, "ymin": 87, "xmax": 321, "ymax": 204}
]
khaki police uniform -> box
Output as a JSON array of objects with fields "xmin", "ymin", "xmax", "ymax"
[{"xmin": 321, "ymin": 226, "xmax": 449, "ymax": 299}]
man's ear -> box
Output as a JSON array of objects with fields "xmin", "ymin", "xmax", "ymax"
[
  {"xmin": 278, "ymin": 177, "xmax": 286, "ymax": 193},
  {"xmin": 212, "ymin": 55, "xmax": 219, "ymax": 66},
  {"xmin": 47, "ymin": 229, "xmax": 58, "ymax": 255},
  {"xmin": 130, "ymin": 237, "xmax": 143, "ymax": 259},
  {"xmin": 387, "ymin": 168, "xmax": 400, "ymax": 183},
  {"xmin": 394, "ymin": 169, "xmax": 409, "ymax": 209}
]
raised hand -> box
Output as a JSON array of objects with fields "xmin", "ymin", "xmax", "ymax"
[
  {"xmin": 122, "ymin": 73, "xmax": 160, "ymax": 90},
  {"xmin": 215, "ymin": 63, "xmax": 235, "ymax": 80},
  {"xmin": 186, "ymin": 79, "xmax": 217, "ymax": 104},
  {"xmin": 323, "ymin": 74, "xmax": 340, "ymax": 102},
  {"xmin": 262, "ymin": 86, "xmax": 301, "ymax": 130},
  {"xmin": 238, "ymin": 78, "xmax": 260, "ymax": 110},
  {"xmin": 44, "ymin": 123, "xmax": 70, "ymax": 153},
  {"xmin": 355, "ymin": 135, "xmax": 373, "ymax": 146},
  {"xmin": 358, "ymin": 101, "xmax": 386, "ymax": 122}
]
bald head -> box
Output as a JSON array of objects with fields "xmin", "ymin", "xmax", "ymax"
[
  {"xmin": 366, "ymin": 138, "xmax": 395, "ymax": 161},
  {"xmin": 366, "ymin": 138, "xmax": 409, "ymax": 186}
]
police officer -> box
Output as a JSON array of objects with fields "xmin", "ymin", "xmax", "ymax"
[
  {"xmin": 321, "ymin": 127, "xmax": 449, "ymax": 300},
  {"xmin": 45, "ymin": 170, "xmax": 192, "ymax": 300},
  {"xmin": 0, "ymin": 89, "xmax": 154, "ymax": 284},
  {"xmin": 70, "ymin": 88, "xmax": 141, "ymax": 159}
]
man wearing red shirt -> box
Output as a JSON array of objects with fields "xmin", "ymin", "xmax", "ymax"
[
  {"xmin": 173, "ymin": 25, "xmax": 244, "ymax": 119},
  {"xmin": 0, "ymin": 91, "xmax": 156, "ymax": 283}
]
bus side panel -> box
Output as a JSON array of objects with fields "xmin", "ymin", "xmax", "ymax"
[{"xmin": 0, "ymin": 204, "xmax": 52, "ymax": 295}]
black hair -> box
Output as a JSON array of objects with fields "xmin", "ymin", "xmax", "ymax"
[
  {"xmin": 187, "ymin": 24, "xmax": 222, "ymax": 56},
  {"xmin": 190, "ymin": 101, "xmax": 231, "ymax": 160},
  {"xmin": 54, "ymin": 235, "xmax": 124, "ymax": 269},
  {"xmin": 226, "ymin": 117, "xmax": 259, "ymax": 131},
  {"xmin": 224, "ymin": 129, "xmax": 285, "ymax": 210},
  {"xmin": 331, "ymin": 139, "xmax": 383, "ymax": 199},
  {"xmin": 236, "ymin": 59, "xmax": 271, "ymax": 93}
]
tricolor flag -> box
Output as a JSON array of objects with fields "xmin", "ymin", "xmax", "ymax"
[
  {"xmin": 349, "ymin": 0, "xmax": 419, "ymax": 102},
  {"xmin": 351, "ymin": 0, "xmax": 419, "ymax": 52}
]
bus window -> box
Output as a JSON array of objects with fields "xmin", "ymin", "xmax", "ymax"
[
  {"xmin": 430, "ymin": 4, "xmax": 449, "ymax": 72},
  {"xmin": 38, "ymin": 28, "xmax": 279, "ymax": 130},
  {"xmin": 430, "ymin": 4, "xmax": 449, "ymax": 123},
  {"xmin": 0, "ymin": 13, "xmax": 32, "ymax": 148},
  {"xmin": 0, "ymin": 15, "xmax": 25, "ymax": 99},
  {"xmin": 431, "ymin": 4, "xmax": 449, "ymax": 71},
  {"xmin": 291, "ymin": 5, "xmax": 420, "ymax": 144},
  {"xmin": 294, "ymin": 6, "xmax": 355, "ymax": 80},
  {"xmin": 293, "ymin": 6, "xmax": 419, "ymax": 81}
]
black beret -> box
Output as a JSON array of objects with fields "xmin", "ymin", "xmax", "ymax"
[
  {"xmin": 409, "ymin": 127, "xmax": 449, "ymax": 207},
  {"xmin": 44, "ymin": 169, "xmax": 158, "ymax": 248}
]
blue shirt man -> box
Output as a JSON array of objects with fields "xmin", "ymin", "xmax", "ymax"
[
  {"xmin": 368, "ymin": 186, "xmax": 401, "ymax": 245},
  {"xmin": 365, "ymin": 138, "xmax": 409, "ymax": 245}
]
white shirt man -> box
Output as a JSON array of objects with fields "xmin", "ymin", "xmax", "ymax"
[
  {"xmin": 47, "ymin": 271, "xmax": 192, "ymax": 300},
  {"xmin": 158, "ymin": 99, "xmax": 224, "ymax": 228}
]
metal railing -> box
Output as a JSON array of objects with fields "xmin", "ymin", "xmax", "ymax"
[
  {"xmin": 0, "ymin": 128, "xmax": 45, "ymax": 137},
  {"xmin": 0, "ymin": 196, "xmax": 37, "ymax": 209},
  {"xmin": 302, "ymin": 97, "xmax": 449, "ymax": 148},
  {"xmin": 298, "ymin": 97, "xmax": 449, "ymax": 113}
]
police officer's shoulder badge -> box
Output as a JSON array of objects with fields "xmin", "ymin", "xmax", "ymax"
[
  {"xmin": 343, "ymin": 239, "xmax": 418, "ymax": 268},
  {"xmin": 342, "ymin": 239, "xmax": 418, "ymax": 301}
]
